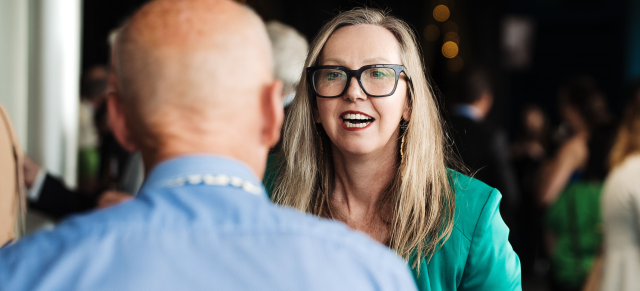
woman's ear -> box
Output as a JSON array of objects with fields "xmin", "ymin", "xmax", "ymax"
[
  {"xmin": 314, "ymin": 108, "xmax": 321, "ymax": 123},
  {"xmin": 402, "ymin": 100, "xmax": 411, "ymax": 122}
]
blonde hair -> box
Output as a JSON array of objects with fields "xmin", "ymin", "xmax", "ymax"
[
  {"xmin": 272, "ymin": 8, "xmax": 455, "ymax": 268},
  {"xmin": 609, "ymin": 92, "xmax": 640, "ymax": 168}
]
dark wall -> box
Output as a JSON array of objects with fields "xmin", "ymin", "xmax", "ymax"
[
  {"xmin": 82, "ymin": 0, "xmax": 630, "ymax": 135},
  {"xmin": 82, "ymin": 0, "xmax": 147, "ymax": 69},
  {"xmin": 505, "ymin": 0, "xmax": 627, "ymax": 134}
]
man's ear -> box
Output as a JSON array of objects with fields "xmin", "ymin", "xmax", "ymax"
[
  {"xmin": 261, "ymin": 79, "xmax": 284, "ymax": 148},
  {"xmin": 107, "ymin": 95, "xmax": 138, "ymax": 152}
]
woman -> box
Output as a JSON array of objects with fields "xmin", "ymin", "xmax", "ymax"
[
  {"xmin": 538, "ymin": 77, "xmax": 614, "ymax": 291},
  {"xmin": 600, "ymin": 86, "xmax": 640, "ymax": 291},
  {"xmin": 267, "ymin": 8, "xmax": 521, "ymax": 290},
  {"xmin": 511, "ymin": 104, "xmax": 550, "ymax": 271}
]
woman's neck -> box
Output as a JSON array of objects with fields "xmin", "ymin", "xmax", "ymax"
[{"xmin": 330, "ymin": 135, "xmax": 399, "ymax": 223}]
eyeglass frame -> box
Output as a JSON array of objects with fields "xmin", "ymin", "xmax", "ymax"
[{"xmin": 306, "ymin": 64, "xmax": 409, "ymax": 98}]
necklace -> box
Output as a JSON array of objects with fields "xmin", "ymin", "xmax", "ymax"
[{"xmin": 163, "ymin": 174, "xmax": 263, "ymax": 195}]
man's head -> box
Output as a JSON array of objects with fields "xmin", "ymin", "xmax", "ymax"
[
  {"xmin": 456, "ymin": 68, "xmax": 493, "ymax": 118},
  {"xmin": 108, "ymin": 0, "xmax": 283, "ymax": 176},
  {"xmin": 80, "ymin": 65, "xmax": 108, "ymax": 100},
  {"xmin": 265, "ymin": 21, "xmax": 308, "ymax": 106}
]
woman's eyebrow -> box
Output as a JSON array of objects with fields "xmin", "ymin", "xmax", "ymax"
[
  {"xmin": 321, "ymin": 57, "xmax": 393, "ymax": 66},
  {"xmin": 362, "ymin": 57, "xmax": 391, "ymax": 64},
  {"xmin": 321, "ymin": 57, "xmax": 345, "ymax": 65}
]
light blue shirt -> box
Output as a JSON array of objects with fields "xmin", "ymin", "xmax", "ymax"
[
  {"xmin": 453, "ymin": 104, "xmax": 483, "ymax": 122},
  {"xmin": 0, "ymin": 155, "xmax": 417, "ymax": 291}
]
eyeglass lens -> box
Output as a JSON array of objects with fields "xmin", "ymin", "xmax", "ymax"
[{"xmin": 312, "ymin": 68, "xmax": 397, "ymax": 97}]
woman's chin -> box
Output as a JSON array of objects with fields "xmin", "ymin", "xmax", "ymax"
[{"xmin": 334, "ymin": 143, "xmax": 379, "ymax": 156}]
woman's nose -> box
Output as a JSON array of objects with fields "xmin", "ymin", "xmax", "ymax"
[{"xmin": 343, "ymin": 76, "xmax": 367, "ymax": 102}]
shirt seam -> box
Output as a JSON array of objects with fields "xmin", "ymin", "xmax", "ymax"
[
  {"xmin": 453, "ymin": 224, "xmax": 471, "ymax": 242},
  {"xmin": 466, "ymin": 187, "xmax": 495, "ymax": 258}
]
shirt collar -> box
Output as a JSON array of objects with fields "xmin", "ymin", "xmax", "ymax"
[
  {"xmin": 453, "ymin": 104, "xmax": 483, "ymax": 122},
  {"xmin": 142, "ymin": 154, "xmax": 264, "ymax": 195}
]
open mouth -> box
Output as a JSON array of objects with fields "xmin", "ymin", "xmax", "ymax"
[{"xmin": 340, "ymin": 112, "xmax": 375, "ymax": 129}]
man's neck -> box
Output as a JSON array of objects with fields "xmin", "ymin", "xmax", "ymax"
[{"xmin": 141, "ymin": 139, "xmax": 268, "ymax": 180}]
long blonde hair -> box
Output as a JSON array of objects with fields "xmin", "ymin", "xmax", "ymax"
[
  {"xmin": 271, "ymin": 8, "xmax": 455, "ymax": 268},
  {"xmin": 609, "ymin": 90, "xmax": 640, "ymax": 168}
]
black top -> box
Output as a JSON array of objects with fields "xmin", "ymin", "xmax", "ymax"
[{"xmin": 449, "ymin": 115, "xmax": 520, "ymax": 226}]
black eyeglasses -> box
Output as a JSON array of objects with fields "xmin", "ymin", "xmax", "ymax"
[{"xmin": 307, "ymin": 64, "xmax": 407, "ymax": 98}]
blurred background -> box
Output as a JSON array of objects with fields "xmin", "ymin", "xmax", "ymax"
[{"xmin": 2, "ymin": 0, "xmax": 640, "ymax": 290}]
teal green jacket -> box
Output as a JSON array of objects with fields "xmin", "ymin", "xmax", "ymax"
[{"xmin": 264, "ymin": 157, "xmax": 521, "ymax": 290}]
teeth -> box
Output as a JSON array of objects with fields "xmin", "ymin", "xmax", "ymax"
[
  {"xmin": 344, "ymin": 120, "xmax": 372, "ymax": 128},
  {"xmin": 342, "ymin": 113, "xmax": 373, "ymax": 120}
]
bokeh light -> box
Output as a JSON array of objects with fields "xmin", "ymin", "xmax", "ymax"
[
  {"xmin": 423, "ymin": 25, "xmax": 440, "ymax": 41},
  {"xmin": 441, "ymin": 21, "xmax": 458, "ymax": 33},
  {"xmin": 442, "ymin": 41, "xmax": 459, "ymax": 58},
  {"xmin": 433, "ymin": 5, "xmax": 450, "ymax": 22},
  {"xmin": 443, "ymin": 32, "xmax": 460, "ymax": 44},
  {"xmin": 447, "ymin": 56, "xmax": 464, "ymax": 72}
]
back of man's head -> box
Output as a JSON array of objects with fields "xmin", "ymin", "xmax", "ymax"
[
  {"xmin": 109, "ymin": 0, "xmax": 283, "ymax": 175},
  {"xmin": 265, "ymin": 21, "xmax": 308, "ymax": 105},
  {"xmin": 456, "ymin": 68, "xmax": 493, "ymax": 105}
]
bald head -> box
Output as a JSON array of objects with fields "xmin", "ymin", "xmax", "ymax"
[
  {"xmin": 109, "ymin": 0, "xmax": 284, "ymax": 175},
  {"xmin": 117, "ymin": 0, "xmax": 272, "ymax": 109}
]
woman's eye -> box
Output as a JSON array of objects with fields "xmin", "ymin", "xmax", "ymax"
[
  {"xmin": 371, "ymin": 70, "xmax": 387, "ymax": 78},
  {"xmin": 326, "ymin": 72, "xmax": 341, "ymax": 81}
]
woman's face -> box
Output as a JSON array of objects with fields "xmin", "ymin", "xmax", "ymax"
[
  {"xmin": 315, "ymin": 24, "xmax": 410, "ymax": 156},
  {"xmin": 560, "ymin": 104, "xmax": 587, "ymax": 133},
  {"xmin": 524, "ymin": 108, "xmax": 545, "ymax": 136}
]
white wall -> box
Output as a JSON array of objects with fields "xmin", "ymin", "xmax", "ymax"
[
  {"xmin": 0, "ymin": 0, "xmax": 29, "ymax": 147},
  {"xmin": 0, "ymin": 0, "xmax": 82, "ymax": 188},
  {"xmin": 34, "ymin": 0, "xmax": 82, "ymax": 187}
]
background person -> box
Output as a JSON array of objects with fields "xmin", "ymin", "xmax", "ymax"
[
  {"xmin": 449, "ymin": 67, "xmax": 520, "ymax": 229},
  {"xmin": 270, "ymin": 8, "xmax": 521, "ymax": 290},
  {"xmin": 265, "ymin": 20, "xmax": 308, "ymax": 107},
  {"xmin": 78, "ymin": 65, "xmax": 108, "ymax": 194},
  {"xmin": 0, "ymin": 1, "xmax": 418, "ymax": 290},
  {"xmin": 265, "ymin": 21, "xmax": 308, "ymax": 157},
  {"xmin": 511, "ymin": 104, "xmax": 551, "ymax": 274},
  {"xmin": 539, "ymin": 76, "xmax": 615, "ymax": 291},
  {"xmin": 600, "ymin": 82, "xmax": 640, "ymax": 291},
  {"xmin": 21, "ymin": 28, "xmax": 141, "ymax": 221}
]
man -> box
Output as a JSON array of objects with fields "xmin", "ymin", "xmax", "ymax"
[
  {"xmin": 265, "ymin": 20, "xmax": 308, "ymax": 107},
  {"xmin": 450, "ymin": 68, "xmax": 519, "ymax": 227},
  {"xmin": 22, "ymin": 154, "xmax": 135, "ymax": 219},
  {"xmin": 0, "ymin": 1, "xmax": 417, "ymax": 290},
  {"xmin": 22, "ymin": 65, "xmax": 137, "ymax": 220}
]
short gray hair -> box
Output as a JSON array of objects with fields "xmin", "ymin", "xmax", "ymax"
[{"xmin": 266, "ymin": 21, "xmax": 308, "ymax": 102}]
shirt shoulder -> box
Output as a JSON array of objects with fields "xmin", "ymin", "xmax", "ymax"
[
  {"xmin": 606, "ymin": 155, "xmax": 640, "ymax": 191},
  {"xmin": 446, "ymin": 170, "xmax": 522, "ymax": 290},
  {"xmin": 253, "ymin": 198, "xmax": 418, "ymax": 286},
  {"xmin": 1, "ymin": 185, "xmax": 417, "ymax": 291}
]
